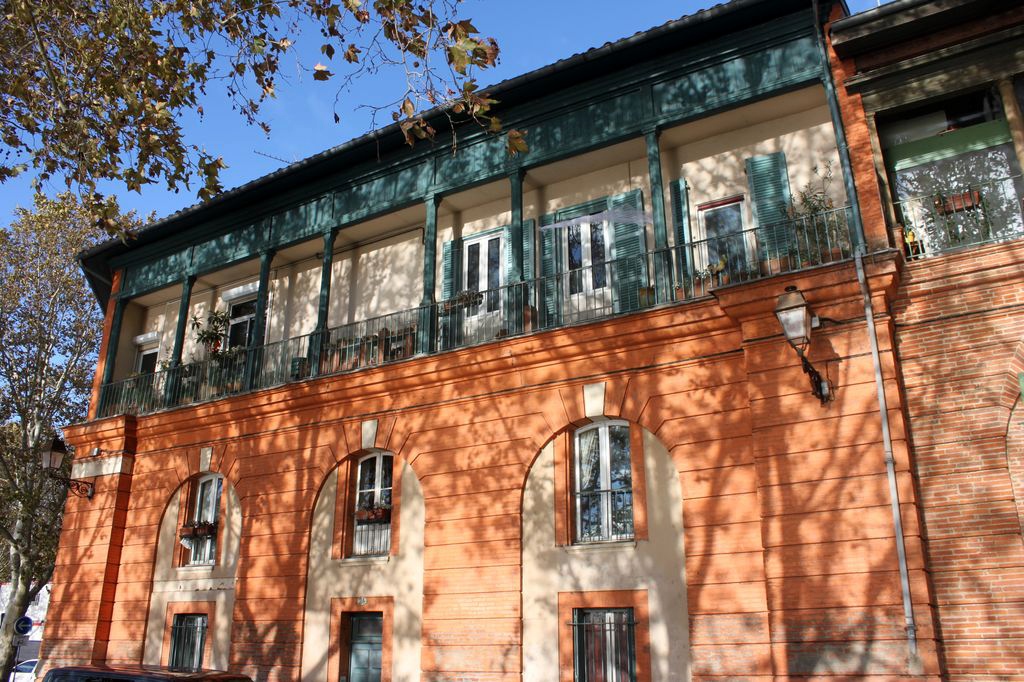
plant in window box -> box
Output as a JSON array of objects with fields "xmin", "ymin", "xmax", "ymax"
[
  {"xmin": 440, "ymin": 290, "xmax": 484, "ymax": 315},
  {"xmin": 191, "ymin": 310, "xmax": 230, "ymax": 357},
  {"xmin": 355, "ymin": 504, "xmax": 392, "ymax": 523},
  {"xmin": 179, "ymin": 520, "xmax": 218, "ymax": 539}
]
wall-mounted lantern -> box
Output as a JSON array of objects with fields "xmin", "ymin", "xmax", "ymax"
[
  {"xmin": 42, "ymin": 437, "xmax": 94, "ymax": 500},
  {"xmin": 774, "ymin": 286, "xmax": 833, "ymax": 405}
]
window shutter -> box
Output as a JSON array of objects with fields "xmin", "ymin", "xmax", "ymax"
[
  {"xmin": 746, "ymin": 152, "xmax": 792, "ymax": 259},
  {"xmin": 539, "ymin": 212, "xmax": 562, "ymax": 328},
  {"xmin": 611, "ymin": 190, "xmax": 648, "ymax": 313},
  {"xmin": 522, "ymin": 218, "xmax": 536, "ymax": 282},
  {"xmin": 440, "ymin": 238, "xmax": 462, "ymax": 301},
  {"xmin": 669, "ymin": 178, "xmax": 692, "ymax": 286}
]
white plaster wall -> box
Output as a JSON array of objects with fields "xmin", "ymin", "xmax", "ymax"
[
  {"xmin": 347, "ymin": 232, "xmax": 424, "ymax": 322},
  {"xmin": 664, "ymin": 105, "xmax": 844, "ymax": 242},
  {"xmin": 143, "ymin": 480, "xmax": 243, "ymax": 671},
  {"xmin": 522, "ymin": 430, "xmax": 690, "ymax": 682},
  {"xmin": 300, "ymin": 459, "xmax": 425, "ymax": 682}
]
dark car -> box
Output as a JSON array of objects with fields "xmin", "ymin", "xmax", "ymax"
[{"xmin": 41, "ymin": 665, "xmax": 252, "ymax": 682}]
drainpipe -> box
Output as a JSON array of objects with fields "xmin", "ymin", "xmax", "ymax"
[
  {"xmin": 855, "ymin": 251, "xmax": 920, "ymax": 671},
  {"xmin": 813, "ymin": 0, "xmax": 866, "ymax": 252}
]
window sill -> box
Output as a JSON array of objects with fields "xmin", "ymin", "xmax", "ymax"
[
  {"xmin": 342, "ymin": 554, "xmax": 391, "ymax": 566},
  {"xmin": 563, "ymin": 539, "xmax": 637, "ymax": 554},
  {"xmin": 177, "ymin": 563, "xmax": 215, "ymax": 572}
]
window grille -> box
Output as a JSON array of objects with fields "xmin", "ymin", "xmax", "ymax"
[
  {"xmin": 571, "ymin": 609, "xmax": 637, "ymax": 682},
  {"xmin": 168, "ymin": 614, "xmax": 208, "ymax": 671}
]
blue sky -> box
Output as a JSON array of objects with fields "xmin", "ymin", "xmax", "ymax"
[{"xmin": 0, "ymin": 0, "xmax": 885, "ymax": 223}]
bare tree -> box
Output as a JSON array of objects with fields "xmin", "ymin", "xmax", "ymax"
[{"xmin": 0, "ymin": 193, "xmax": 139, "ymax": 678}]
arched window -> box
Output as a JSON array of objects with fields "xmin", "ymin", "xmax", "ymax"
[
  {"xmin": 574, "ymin": 421, "xmax": 633, "ymax": 543},
  {"xmin": 182, "ymin": 473, "xmax": 222, "ymax": 565},
  {"xmin": 353, "ymin": 453, "xmax": 393, "ymax": 556}
]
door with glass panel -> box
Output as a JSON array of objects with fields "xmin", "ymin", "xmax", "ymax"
[
  {"xmin": 347, "ymin": 613, "xmax": 383, "ymax": 682},
  {"xmin": 462, "ymin": 232, "xmax": 504, "ymax": 342},
  {"xmin": 574, "ymin": 421, "xmax": 633, "ymax": 543},
  {"xmin": 564, "ymin": 219, "xmax": 613, "ymax": 320},
  {"xmin": 697, "ymin": 197, "xmax": 749, "ymax": 282}
]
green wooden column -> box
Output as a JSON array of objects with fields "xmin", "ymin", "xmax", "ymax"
[
  {"xmin": 169, "ymin": 274, "xmax": 196, "ymax": 368},
  {"xmin": 645, "ymin": 128, "xmax": 671, "ymax": 302},
  {"xmin": 310, "ymin": 229, "xmax": 338, "ymax": 376},
  {"xmin": 509, "ymin": 170, "xmax": 525, "ymax": 282},
  {"xmin": 419, "ymin": 194, "xmax": 442, "ymax": 354},
  {"xmin": 245, "ymin": 249, "xmax": 276, "ymax": 389},
  {"xmin": 100, "ymin": 297, "xmax": 127, "ymax": 386},
  {"xmin": 97, "ymin": 295, "xmax": 126, "ymax": 416},
  {"xmin": 164, "ymin": 274, "xmax": 196, "ymax": 405}
]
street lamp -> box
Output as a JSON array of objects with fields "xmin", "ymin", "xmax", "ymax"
[
  {"xmin": 774, "ymin": 286, "xmax": 833, "ymax": 405},
  {"xmin": 42, "ymin": 436, "xmax": 94, "ymax": 500}
]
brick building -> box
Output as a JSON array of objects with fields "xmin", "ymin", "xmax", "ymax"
[{"xmin": 41, "ymin": 0, "xmax": 1024, "ymax": 680}]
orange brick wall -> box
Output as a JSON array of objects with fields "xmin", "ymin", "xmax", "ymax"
[
  {"xmin": 892, "ymin": 240, "xmax": 1024, "ymax": 680},
  {"xmin": 46, "ymin": 258, "xmax": 947, "ymax": 681}
]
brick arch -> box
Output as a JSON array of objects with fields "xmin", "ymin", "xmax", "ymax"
[
  {"xmin": 520, "ymin": 418, "xmax": 690, "ymax": 682},
  {"xmin": 142, "ymin": 471, "xmax": 242, "ymax": 671},
  {"xmin": 300, "ymin": 446, "xmax": 425, "ymax": 682},
  {"xmin": 1003, "ymin": 395, "xmax": 1024, "ymax": 535}
]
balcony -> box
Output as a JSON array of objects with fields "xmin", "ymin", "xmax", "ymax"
[
  {"xmin": 895, "ymin": 175, "xmax": 1024, "ymax": 258},
  {"xmin": 96, "ymin": 206, "xmax": 854, "ymax": 419}
]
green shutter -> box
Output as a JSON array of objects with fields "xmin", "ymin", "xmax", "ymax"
[
  {"xmin": 669, "ymin": 178, "xmax": 692, "ymax": 285},
  {"xmin": 746, "ymin": 152, "xmax": 792, "ymax": 259},
  {"xmin": 441, "ymin": 238, "xmax": 462, "ymax": 301},
  {"xmin": 539, "ymin": 212, "xmax": 562, "ymax": 328},
  {"xmin": 522, "ymin": 218, "xmax": 535, "ymax": 282},
  {"xmin": 610, "ymin": 190, "xmax": 647, "ymax": 313}
]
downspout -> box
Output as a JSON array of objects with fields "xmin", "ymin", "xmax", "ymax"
[
  {"xmin": 815, "ymin": 0, "xmax": 919, "ymax": 668},
  {"xmin": 812, "ymin": 0, "xmax": 866, "ymax": 251},
  {"xmin": 855, "ymin": 251, "xmax": 920, "ymax": 670}
]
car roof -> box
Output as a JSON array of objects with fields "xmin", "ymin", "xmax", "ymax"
[{"xmin": 42, "ymin": 665, "xmax": 251, "ymax": 682}]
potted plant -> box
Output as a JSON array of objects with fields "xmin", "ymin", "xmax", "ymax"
[
  {"xmin": 355, "ymin": 504, "xmax": 392, "ymax": 523},
  {"xmin": 191, "ymin": 310, "xmax": 230, "ymax": 357},
  {"xmin": 179, "ymin": 520, "xmax": 218, "ymax": 539}
]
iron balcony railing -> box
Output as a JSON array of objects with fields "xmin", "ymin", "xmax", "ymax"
[
  {"xmin": 352, "ymin": 515, "xmax": 392, "ymax": 557},
  {"xmin": 895, "ymin": 175, "xmax": 1024, "ymax": 258},
  {"xmin": 575, "ymin": 488, "xmax": 634, "ymax": 543},
  {"xmin": 97, "ymin": 206, "xmax": 853, "ymax": 418}
]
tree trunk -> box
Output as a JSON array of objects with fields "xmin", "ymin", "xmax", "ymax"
[{"xmin": 0, "ymin": 575, "xmax": 33, "ymax": 682}]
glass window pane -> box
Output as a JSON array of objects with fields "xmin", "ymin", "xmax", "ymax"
[
  {"xmin": 568, "ymin": 226, "xmax": 583, "ymax": 270},
  {"xmin": 380, "ymin": 455, "xmax": 393, "ymax": 489},
  {"xmin": 487, "ymin": 237, "xmax": 501, "ymax": 312},
  {"xmin": 608, "ymin": 425, "xmax": 631, "ymax": 489},
  {"xmin": 466, "ymin": 243, "xmax": 480, "ymax": 292},
  {"xmin": 227, "ymin": 319, "xmax": 250, "ymax": 348},
  {"xmin": 590, "ymin": 224, "xmax": 607, "ymax": 289},
  {"xmin": 356, "ymin": 491, "xmax": 375, "ymax": 511},
  {"xmin": 231, "ymin": 299, "xmax": 256, "ymax": 318},
  {"xmin": 576, "ymin": 429, "xmax": 601, "ymax": 491},
  {"xmin": 358, "ymin": 458, "xmax": 376, "ymax": 492},
  {"xmin": 703, "ymin": 202, "xmax": 745, "ymax": 274}
]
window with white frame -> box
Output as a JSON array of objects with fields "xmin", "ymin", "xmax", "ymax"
[
  {"xmin": 136, "ymin": 346, "xmax": 159, "ymax": 374},
  {"xmin": 463, "ymin": 232, "xmax": 504, "ymax": 315},
  {"xmin": 226, "ymin": 298, "xmax": 257, "ymax": 349},
  {"xmin": 353, "ymin": 453, "xmax": 393, "ymax": 557},
  {"xmin": 168, "ymin": 613, "xmax": 208, "ymax": 671},
  {"xmin": 571, "ymin": 608, "xmax": 637, "ymax": 682},
  {"xmin": 697, "ymin": 196, "xmax": 748, "ymax": 277},
  {"xmin": 574, "ymin": 421, "xmax": 633, "ymax": 543},
  {"xmin": 183, "ymin": 474, "xmax": 222, "ymax": 565}
]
